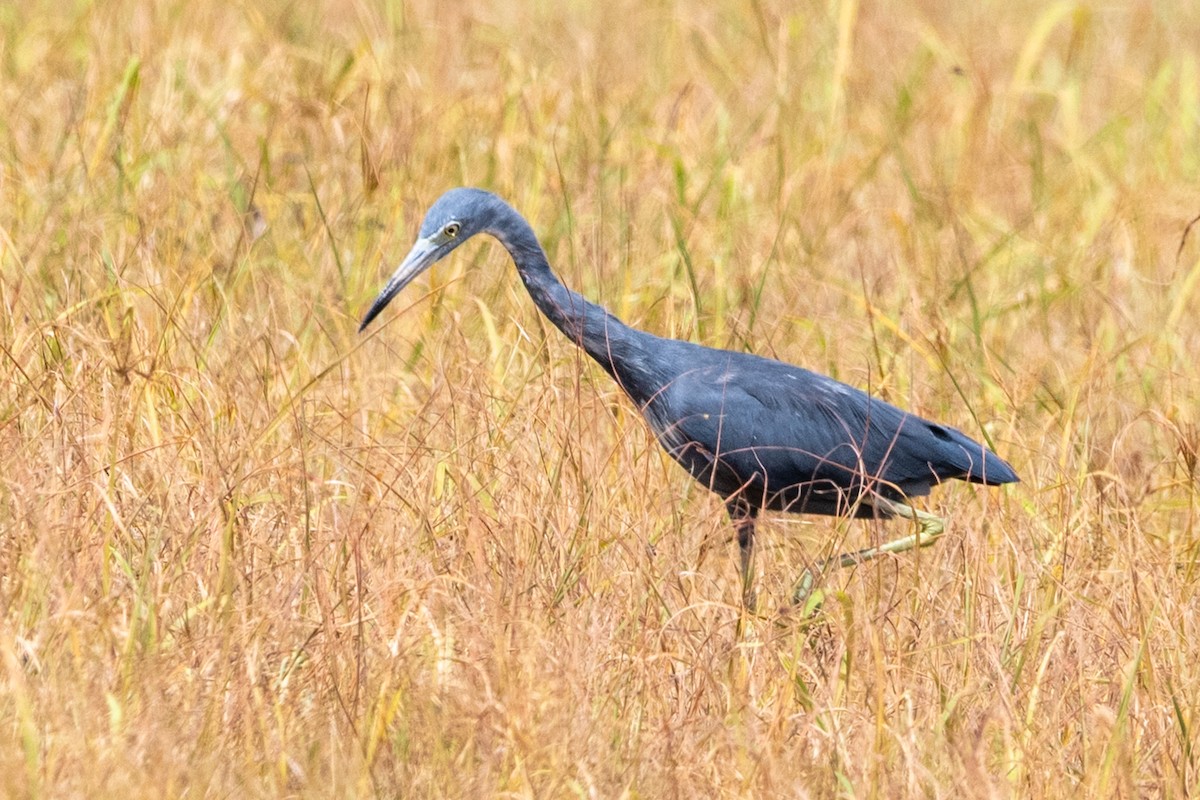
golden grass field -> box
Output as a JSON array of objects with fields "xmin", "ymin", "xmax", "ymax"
[{"xmin": 3, "ymin": 0, "xmax": 1199, "ymax": 796}]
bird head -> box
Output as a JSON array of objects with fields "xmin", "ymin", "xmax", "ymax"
[{"xmin": 359, "ymin": 188, "xmax": 498, "ymax": 332}]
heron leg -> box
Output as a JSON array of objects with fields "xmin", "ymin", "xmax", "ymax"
[
  {"xmin": 727, "ymin": 501, "xmax": 758, "ymax": 610},
  {"xmin": 791, "ymin": 498, "xmax": 946, "ymax": 604}
]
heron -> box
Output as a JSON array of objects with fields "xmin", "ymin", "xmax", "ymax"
[{"xmin": 360, "ymin": 188, "xmax": 1019, "ymax": 607}]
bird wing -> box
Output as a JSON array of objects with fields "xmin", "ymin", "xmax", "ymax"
[{"xmin": 646, "ymin": 351, "xmax": 1008, "ymax": 505}]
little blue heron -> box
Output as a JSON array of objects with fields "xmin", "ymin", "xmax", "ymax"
[{"xmin": 360, "ymin": 188, "xmax": 1019, "ymax": 606}]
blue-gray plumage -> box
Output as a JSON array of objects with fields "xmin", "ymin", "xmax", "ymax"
[{"xmin": 360, "ymin": 188, "xmax": 1019, "ymax": 606}]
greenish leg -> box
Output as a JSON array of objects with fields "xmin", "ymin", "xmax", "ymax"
[{"xmin": 791, "ymin": 498, "xmax": 946, "ymax": 604}]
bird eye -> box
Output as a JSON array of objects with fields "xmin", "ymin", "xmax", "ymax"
[{"xmin": 443, "ymin": 222, "xmax": 461, "ymax": 238}]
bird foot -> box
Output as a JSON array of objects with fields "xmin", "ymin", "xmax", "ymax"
[{"xmin": 791, "ymin": 567, "xmax": 821, "ymax": 606}]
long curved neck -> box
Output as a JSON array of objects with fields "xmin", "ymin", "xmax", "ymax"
[{"xmin": 484, "ymin": 203, "xmax": 635, "ymax": 378}]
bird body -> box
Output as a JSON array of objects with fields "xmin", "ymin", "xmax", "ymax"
[
  {"xmin": 628, "ymin": 342, "xmax": 1015, "ymax": 515},
  {"xmin": 361, "ymin": 188, "xmax": 1018, "ymax": 605}
]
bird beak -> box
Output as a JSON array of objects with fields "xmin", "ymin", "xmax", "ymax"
[{"xmin": 358, "ymin": 237, "xmax": 440, "ymax": 332}]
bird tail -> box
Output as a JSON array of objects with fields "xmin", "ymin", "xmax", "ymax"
[
  {"xmin": 956, "ymin": 434, "xmax": 1019, "ymax": 486},
  {"xmin": 965, "ymin": 451, "xmax": 1019, "ymax": 486}
]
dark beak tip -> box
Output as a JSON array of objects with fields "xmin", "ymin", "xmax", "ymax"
[
  {"xmin": 358, "ymin": 307, "xmax": 381, "ymax": 334},
  {"xmin": 357, "ymin": 242, "xmax": 434, "ymax": 336},
  {"xmin": 358, "ymin": 292, "xmax": 392, "ymax": 334}
]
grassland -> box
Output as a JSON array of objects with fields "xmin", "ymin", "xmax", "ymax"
[{"xmin": 2, "ymin": 0, "xmax": 1199, "ymax": 796}]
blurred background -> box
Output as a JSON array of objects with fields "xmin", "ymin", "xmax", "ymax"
[{"xmin": 1, "ymin": 0, "xmax": 1198, "ymax": 796}]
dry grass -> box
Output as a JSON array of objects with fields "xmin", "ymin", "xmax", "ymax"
[{"xmin": 2, "ymin": 0, "xmax": 1199, "ymax": 796}]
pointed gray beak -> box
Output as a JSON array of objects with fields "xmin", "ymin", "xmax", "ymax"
[{"xmin": 358, "ymin": 238, "xmax": 440, "ymax": 332}]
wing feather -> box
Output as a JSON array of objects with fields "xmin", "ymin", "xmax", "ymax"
[{"xmin": 634, "ymin": 347, "xmax": 1014, "ymax": 509}]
